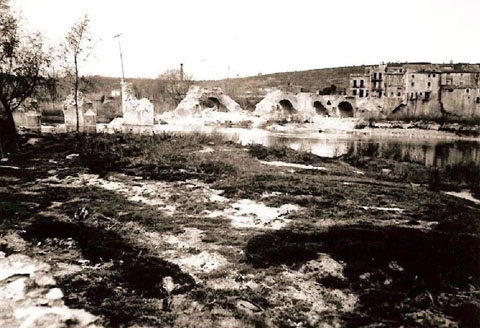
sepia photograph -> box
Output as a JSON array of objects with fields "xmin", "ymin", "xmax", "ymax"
[{"xmin": 0, "ymin": 0, "xmax": 479, "ymax": 327}]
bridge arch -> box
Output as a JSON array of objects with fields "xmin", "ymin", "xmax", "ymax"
[
  {"xmin": 200, "ymin": 96, "xmax": 227, "ymax": 112},
  {"xmin": 338, "ymin": 101, "xmax": 354, "ymax": 118},
  {"xmin": 278, "ymin": 99, "xmax": 296, "ymax": 113},
  {"xmin": 313, "ymin": 101, "xmax": 328, "ymax": 116}
]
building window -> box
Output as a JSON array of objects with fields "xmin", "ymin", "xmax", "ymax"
[
  {"xmin": 433, "ymin": 74, "xmax": 436, "ymax": 78},
  {"xmin": 353, "ymin": 80, "xmax": 357, "ymax": 87},
  {"xmin": 411, "ymin": 82, "xmax": 414, "ymax": 86},
  {"xmin": 425, "ymin": 92, "xmax": 431, "ymax": 100},
  {"xmin": 390, "ymin": 92, "xmax": 393, "ymax": 96},
  {"xmin": 373, "ymin": 72, "xmax": 377, "ymax": 79},
  {"xmin": 366, "ymin": 90, "xmax": 369, "ymax": 97},
  {"xmin": 412, "ymin": 75, "xmax": 415, "ymax": 78},
  {"xmin": 353, "ymin": 90, "xmax": 357, "ymax": 96},
  {"xmin": 428, "ymin": 74, "xmax": 431, "ymax": 78},
  {"xmin": 466, "ymin": 89, "xmax": 470, "ymax": 93},
  {"xmin": 360, "ymin": 80, "xmax": 364, "ymax": 87},
  {"xmin": 397, "ymin": 92, "xmax": 401, "ymax": 97},
  {"xmin": 476, "ymin": 97, "xmax": 480, "ymax": 104},
  {"xmin": 427, "ymin": 82, "xmax": 431, "ymax": 87},
  {"xmin": 359, "ymin": 89, "xmax": 364, "ymax": 97}
]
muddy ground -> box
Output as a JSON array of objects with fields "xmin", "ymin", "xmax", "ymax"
[{"xmin": 1, "ymin": 133, "xmax": 479, "ymax": 327}]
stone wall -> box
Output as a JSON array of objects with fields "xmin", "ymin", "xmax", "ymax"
[
  {"xmin": 13, "ymin": 111, "xmax": 41, "ymax": 132},
  {"xmin": 63, "ymin": 90, "xmax": 98, "ymax": 133},
  {"xmin": 441, "ymin": 88, "xmax": 480, "ymax": 117},
  {"xmin": 12, "ymin": 99, "xmax": 41, "ymax": 132}
]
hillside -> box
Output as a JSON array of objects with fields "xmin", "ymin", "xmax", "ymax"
[
  {"xmin": 199, "ymin": 65, "xmax": 366, "ymax": 96},
  {"xmin": 81, "ymin": 65, "xmax": 365, "ymax": 99}
]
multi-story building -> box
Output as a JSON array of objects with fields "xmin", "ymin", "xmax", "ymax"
[{"xmin": 349, "ymin": 63, "xmax": 480, "ymax": 117}]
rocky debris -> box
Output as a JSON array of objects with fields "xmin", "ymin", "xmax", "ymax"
[
  {"xmin": 369, "ymin": 121, "xmax": 480, "ymax": 137},
  {"xmin": 0, "ymin": 252, "xmax": 100, "ymax": 328},
  {"xmin": 440, "ymin": 123, "xmax": 480, "ymax": 137}
]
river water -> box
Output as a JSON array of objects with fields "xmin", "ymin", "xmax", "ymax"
[{"xmin": 155, "ymin": 125, "xmax": 480, "ymax": 168}]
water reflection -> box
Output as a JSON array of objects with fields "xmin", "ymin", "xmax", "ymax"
[{"xmin": 154, "ymin": 125, "xmax": 480, "ymax": 168}]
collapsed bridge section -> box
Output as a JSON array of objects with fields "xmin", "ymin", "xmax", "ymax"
[{"xmin": 171, "ymin": 86, "xmax": 244, "ymax": 117}]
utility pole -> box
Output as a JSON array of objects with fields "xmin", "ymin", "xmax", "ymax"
[
  {"xmin": 180, "ymin": 63, "xmax": 184, "ymax": 82},
  {"xmin": 114, "ymin": 33, "xmax": 125, "ymax": 82}
]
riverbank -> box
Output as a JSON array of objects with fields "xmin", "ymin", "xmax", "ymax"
[
  {"xmin": 35, "ymin": 115, "xmax": 480, "ymax": 146},
  {"xmin": 1, "ymin": 133, "xmax": 479, "ymax": 327}
]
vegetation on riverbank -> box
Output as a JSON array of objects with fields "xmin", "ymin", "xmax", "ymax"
[
  {"xmin": 341, "ymin": 141, "xmax": 480, "ymax": 198},
  {"xmin": 1, "ymin": 132, "xmax": 480, "ymax": 327}
]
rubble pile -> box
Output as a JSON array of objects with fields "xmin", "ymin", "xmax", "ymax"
[
  {"xmin": 121, "ymin": 81, "xmax": 154, "ymax": 126},
  {"xmin": 0, "ymin": 252, "xmax": 100, "ymax": 328}
]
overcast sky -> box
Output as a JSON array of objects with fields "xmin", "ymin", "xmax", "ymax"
[{"xmin": 12, "ymin": 0, "xmax": 480, "ymax": 80}]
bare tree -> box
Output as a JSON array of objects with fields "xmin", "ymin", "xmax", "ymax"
[
  {"xmin": 0, "ymin": 0, "xmax": 49, "ymax": 151},
  {"xmin": 61, "ymin": 15, "xmax": 93, "ymax": 133},
  {"xmin": 156, "ymin": 69, "xmax": 193, "ymax": 106}
]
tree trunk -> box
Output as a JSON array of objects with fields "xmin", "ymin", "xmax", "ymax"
[
  {"xmin": 1, "ymin": 107, "xmax": 20, "ymax": 152},
  {"xmin": 74, "ymin": 55, "xmax": 80, "ymax": 133}
]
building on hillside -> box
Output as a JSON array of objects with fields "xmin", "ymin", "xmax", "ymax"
[{"xmin": 348, "ymin": 63, "xmax": 480, "ymax": 117}]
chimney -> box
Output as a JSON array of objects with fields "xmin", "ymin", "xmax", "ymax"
[{"xmin": 180, "ymin": 63, "xmax": 184, "ymax": 82}]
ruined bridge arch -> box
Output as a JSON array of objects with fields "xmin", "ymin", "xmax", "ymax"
[
  {"xmin": 199, "ymin": 95, "xmax": 228, "ymax": 112},
  {"xmin": 278, "ymin": 99, "xmax": 296, "ymax": 113},
  {"xmin": 338, "ymin": 101, "xmax": 354, "ymax": 118},
  {"xmin": 313, "ymin": 100, "xmax": 328, "ymax": 116}
]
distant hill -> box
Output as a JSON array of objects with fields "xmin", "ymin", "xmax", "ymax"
[
  {"xmin": 84, "ymin": 65, "xmax": 366, "ymax": 98},
  {"xmin": 198, "ymin": 66, "xmax": 367, "ymax": 96}
]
